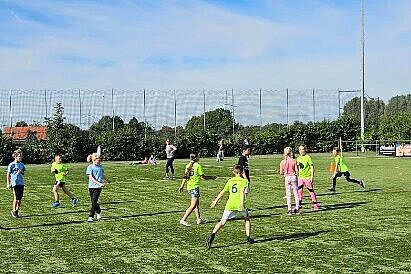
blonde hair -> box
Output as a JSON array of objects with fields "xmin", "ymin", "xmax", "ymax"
[
  {"xmin": 283, "ymin": 147, "xmax": 293, "ymax": 159},
  {"xmin": 87, "ymin": 153, "xmax": 100, "ymax": 162},
  {"xmin": 12, "ymin": 149, "xmax": 23, "ymax": 158}
]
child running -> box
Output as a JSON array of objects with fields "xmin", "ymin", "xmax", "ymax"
[
  {"xmin": 328, "ymin": 147, "xmax": 365, "ymax": 192},
  {"xmin": 206, "ymin": 164, "xmax": 254, "ymax": 249},
  {"xmin": 6, "ymin": 149, "xmax": 26, "ymax": 218},
  {"xmin": 279, "ymin": 147, "xmax": 300, "ymax": 215},
  {"xmin": 51, "ymin": 154, "xmax": 78, "ymax": 208},
  {"xmin": 296, "ymin": 144, "xmax": 320, "ymax": 211},
  {"xmin": 86, "ymin": 153, "xmax": 111, "ymax": 222},
  {"xmin": 178, "ymin": 153, "xmax": 216, "ymax": 227}
]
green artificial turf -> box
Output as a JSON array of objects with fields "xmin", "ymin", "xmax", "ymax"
[{"xmin": 0, "ymin": 153, "xmax": 410, "ymax": 273}]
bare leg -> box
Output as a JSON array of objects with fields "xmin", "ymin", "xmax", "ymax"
[
  {"xmin": 212, "ymin": 219, "xmax": 227, "ymax": 234},
  {"xmin": 52, "ymin": 185, "xmax": 60, "ymax": 201},
  {"xmin": 181, "ymin": 197, "xmax": 199, "ymax": 221},
  {"xmin": 193, "ymin": 199, "xmax": 201, "ymax": 220},
  {"xmin": 245, "ymin": 218, "xmax": 251, "ymax": 237},
  {"xmin": 62, "ymin": 185, "xmax": 74, "ymax": 199}
]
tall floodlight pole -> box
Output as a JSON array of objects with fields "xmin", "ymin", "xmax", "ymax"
[{"xmin": 360, "ymin": 0, "xmax": 365, "ymax": 143}]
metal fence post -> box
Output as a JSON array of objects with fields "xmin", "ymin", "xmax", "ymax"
[
  {"xmin": 286, "ymin": 88, "xmax": 289, "ymax": 127},
  {"xmin": 312, "ymin": 88, "xmax": 315, "ymax": 122},
  {"xmin": 259, "ymin": 88, "xmax": 262, "ymax": 130},
  {"xmin": 44, "ymin": 88, "xmax": 48, "ymax": 121},
  {"xmin": 78, "ymin": 89, "xmax": 82, "ymax": 128},
  {"xmin": 144, "ymin": 88, "xmax": 147, "ymax": 141},
  {"xmin": 232, "ymin": 88, "xmax": 235, "ymax": 136},
  {"xmin": 9, "ymin": 89, "xmax": 12, "ymax": 128},
  {"xmin": 111, "ymin": 88, "xmax": 115, "ymax": 131},
  {"xmin": 203, "ymin": 89, "xmax": 206, "ymax": 130}
]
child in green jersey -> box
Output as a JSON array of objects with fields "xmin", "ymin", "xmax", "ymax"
[
  {"xmin": 297, "ymin": 144, "xmax": 320, "ymax": 211},
  {"xmin": 179, "ymin": 153, "xmax": 217, "ymax": 227},
  {"xmin": 328, "ymin": 147, "xmax": 365, "ymax": 192},
  {"xmin": 206, "ymin": 164, "xmax": 254, "ymax": 249},
  {"xmin": 51, "ymin": 154, "xmax": 78, "ymax": 208}
]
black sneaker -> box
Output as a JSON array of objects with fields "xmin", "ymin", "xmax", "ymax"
[
  {"xmin": 246, "ymin": 237, "xmax": 255, "ymax": 244},
  {"xmin": 328, "ymin": 188, "xmax": 336, "ymax": 192},
  {"xmin": 205, "ymin": 234, "xmax": 215, "ymax": 249},
  {"xmin": 360, "ymin": 180, "xmax": 365, "ymax": 188}
]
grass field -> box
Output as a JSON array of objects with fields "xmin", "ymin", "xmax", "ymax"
[{"xmin": 0, "ymin": 153, "xmax": 410, "ymax": 273}]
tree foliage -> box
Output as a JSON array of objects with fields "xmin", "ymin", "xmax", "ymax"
[
  {"xmin": 185, "ymin": 108, "xmax": 237, "ymax": 137},
  {"xmin": 15, "ymin": 121, "xmax": 28, "ymax": 127}
]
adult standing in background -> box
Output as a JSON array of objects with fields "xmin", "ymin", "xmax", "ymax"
[{"xmin": 164, "ymin": 139, "xmax": 177, "ymax": 180}]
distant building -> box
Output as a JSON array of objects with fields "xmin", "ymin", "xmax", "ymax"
[{"xmin": 3, "ymin": 126, "xmax": 47, "ymax": 142}]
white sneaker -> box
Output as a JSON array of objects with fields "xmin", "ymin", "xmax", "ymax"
[
  {"xmin": 88, "ymin": 217, "xmax": 94, "ymax": 222},
  {"xmin": 96, "ymin": 213, "xmax": 102, "ymax": 220},
  {"xmin": 196, "ymin": 218, "xmax": 206, "ymax": 225},
  {"xmin": 179, "ymin": 219, "xmax": 191, "ymax": 227}
]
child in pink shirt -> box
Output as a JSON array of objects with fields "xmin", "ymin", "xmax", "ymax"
[{"xmin": 279, "ymin": 147, "xmax": 300, "ymax": 215}]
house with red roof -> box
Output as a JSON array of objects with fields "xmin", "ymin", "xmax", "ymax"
[{"xmin": 3, "ymin": 126, "xmax": 47, "ymax": 141}]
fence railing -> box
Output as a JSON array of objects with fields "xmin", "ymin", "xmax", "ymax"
[{"xmin": 1, "ymin": 88, "xmax": 358, "ymax": 133}]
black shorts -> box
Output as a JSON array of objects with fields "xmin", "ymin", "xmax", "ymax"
[
  {"xmin": 335, "ymin": 171, "xmax": 350, "ymax": 178},
  {"xmin": 12, "ymin": 185, "xmax": 24, "ymax": 200},
  {"xmin": 54, "ymin": 181, "xmax": 66, "ymax": 188}
]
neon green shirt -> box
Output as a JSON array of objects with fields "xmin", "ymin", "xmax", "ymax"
[
  {"xmin": 297, "ymin": 154, "xmax": 313, "ymax": 179},
  {"xmin": 224, "ymin": 177, "xmax": 249, "ymax": 211},
  {"xmin": 186, "ymin": 162, "xmax": 204, "ymax": 190},
  {"xmin": 335, "ymin": 155, "xmax": 349, "ymax": 172},
  {"xmin": 51, "ymin": 162, "xmax": 68, "ymax": 182}
]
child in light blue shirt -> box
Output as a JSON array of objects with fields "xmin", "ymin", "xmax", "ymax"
[
  {"xmin": 86, "ymin": 153, "xmax": 110, "ymax": 222},
  {"xmin": 6, "ymin": 149, "xmax": 26, "ymax": 218}
]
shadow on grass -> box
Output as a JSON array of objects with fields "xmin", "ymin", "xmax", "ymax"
[
  {"xmin": 107, "ymin": 210, "xmax": 183, "ymax": 220},
  {"xmin": 2, "ymin": 210, "xmax": 183, "ymax": 231},
  {"xmin": 203, "ymin": 212, "xmax": 282, "ymax": 225},
  {"xmin": 212, "ymin": 230, "xmax": 328, "ymax": 249},
  {"xmin": 19, "ymin": 207, "xmax": 117, "ymax": 218},
  {"xmin": 302, "ymin": 201, "xmax": 367, "ymax": 214},
  {"xmin": 100, "ymin": 200, "xmax": 138, "ymax": 205},
  {"xmin": 316, "ymin": 188, "xmax": 382, "ymax": 197}
]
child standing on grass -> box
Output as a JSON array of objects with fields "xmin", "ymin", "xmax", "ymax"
[
  {"xmin": 6, "ymin": 149, "xmax": 25, "ymax": 218},
  {"xmin": 237, "ymin": 145, "xmax": 251, "ymax": 194},
  {"xmin": 206, "ymin": 165, "xmax": 254, "ymax": 249},
  {"xmin": 178, "ymin": 153, "xmax": 216, "ymax": 227},
  {"xmin": 279, "ymin": 147, "xmax": 300, "ymax": 215},
  {"xmin": 164, "ymin": 139, "xmax": 177, "ymax": 180},
  {"xmin": 328, "ymin": 147, "xmax": 365, "ymax": 192},
  {"xmin": 297, "ymin": 144, "xmax": 320, "ymax": 211},
  {"xmin": 51, "ymin": 154, "xmax": 78, "ymax": 208},
  {"xmin": 86, "ymin": 153, "xmax": 110, "ymax": 222}
]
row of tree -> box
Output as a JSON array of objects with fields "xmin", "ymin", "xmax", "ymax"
[{"xmin": 1, "ymin": 94, "xmax": 410, "ymax": 165}]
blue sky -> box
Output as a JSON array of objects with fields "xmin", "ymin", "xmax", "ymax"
[{"xmin": 0, "ymin": 0, "xmax": 410, "ymax": 101}]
